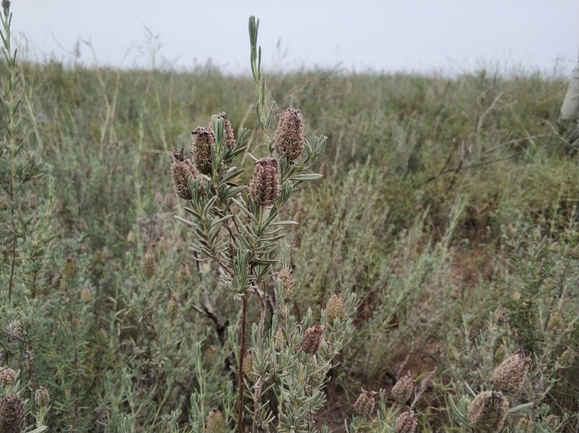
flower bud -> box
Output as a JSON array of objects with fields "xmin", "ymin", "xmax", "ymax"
[
  {"xmin": 396, "ymin": 410, "xmax": 418, "ymax": 433},
  {"xmin": 273, "ymin": 108, "xmax": 305, "ymax": 160},
  {"xmin": 217, "ymin": 112, "xmax": 235, "ymax": 150},
  {"xmin": 249, "ymin": 157, "xmax": 281, "ymax": 206},
  {"xmin": 516, "ymin": 416, "xmax": 533, "ymax": 432},
  {"xmin": 297, "ymin": 324, "xmax": 324, "ymax": 355},
  {"xmin": 35, "ymin": 386, "xmax": 50, "ymax": 409},
  {"xmin": 0, "ymin": 369, "xmax": 16, "ymax": 391},
  {"xmin": 206, "ymin": 407, "xmax": 226, "ymax": 433},
  {"xmin": 63, "ymin": 255, "xmax": 77, "ymax": 278},
  {"xmin": 325, "ymin": 294, "xmax": 346, "ymax": 323},
  {"xmin": 243, "ymin": 350, "xmax": 256, "ymax": 381},
  {"xmin": 96, "ymin": 328, "xmax": 108, "ymax": 346},
  {"xmin": 467, "ymin": 391, "xmax": 509, "ymax": 433},
  {"xmin": 0, "ymin": 394, "xmax": 25, "ymax": 433},
  {"xmin": 491, "ymin": 350, "xmax": 531, "ymax": 393},
  {"xmin": 177, "ymin": 260, "xmax": 191, "ymax": 283},
  {"xmin": 547, "ymin": 312, "xmax": 563, "ymax": 331},
  {"xmin": 171, "ymin": 148, "xmax": 201, "ymax": 200},
  {"xmin": 142, "ymin": 252, "xmax": 156, "ymax": 280},
  {"xmin": 80, "ymin": 287, "xmax": 92, "ymax": 303},
  {"xmin": 164, "ymin": 192, "xmax": 177, "ymax": 209},
  {"xmin": 559, "ymin": 348, "xmax": 576, "ymax": 368},
  {"xmin": 168, "ymin": 295, "xmax": 180, "ymax": 323},
  {"xmin": 353, "ymin": 389, "xmax": 378, "ymax": 418},
  {"xmin": 278, "ymin": 268, "xmax": 294, "ymax": 301},
  {"xmin": 191, "ymin": 126, "xmax": 215, "ymax": 175},
  {"xmin": 391, "ymin": 375, "xmax": 414, "ymax": 405}
]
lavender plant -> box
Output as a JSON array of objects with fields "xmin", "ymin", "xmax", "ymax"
[{"xmin": 171, "ymin": 16, "xmax": 355, "ymax": 433}]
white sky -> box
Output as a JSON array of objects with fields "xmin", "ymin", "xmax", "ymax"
[{"xmin": 10, "ymin": 0, "xmax": 579, "ymax": 76}]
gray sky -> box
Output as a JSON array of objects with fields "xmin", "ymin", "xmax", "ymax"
[{"xmin": 11, "ymin": 0, "xmax": 579, "ymax": 75}]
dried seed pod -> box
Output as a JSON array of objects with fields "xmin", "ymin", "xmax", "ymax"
[
  {"xmin": 142, "ymin": 252, "xmax": 156, "ymax": 280},
  {"xmin": 354, "ymin": 389, "xmax": 378, "ymax": 418},
  {"xmin": 325, "ymin": 294, "xmax": 346, "ymax": 323},
  {"xmin": 278, "ymin": 268, "xmax": 294, "ymax": 301},
  {"xmin": 391, "ymin": 375, "xmax": 414, "ymax": 405},
  {"xmin": 467, "ymin": 391, "xmax": 509, "ymax": 433},
  {"xmin": 171, "ymin": 148, "xmax": 201, "ymax": 200},
  {"xmin": 249, "ymin": 157, "xmax": 281, "ymax": 206},
  {"xmin": 0, "ymin": 393, "xmax": 26, "ymax": 433},
  {"xmin": 191, "ymin": 126, "xmax": 215, "ymax": 175},
  {"xmin": 34, "ymin": 386, "xmax": 50, "ymax": 409},
  {"xmin": 297, "ymin": 324, "xmax": 324, "ymax": 355},
  {"xmin": 273, "ymin": 108, "xmax": 305, "ymax": 160},
  {"xmin": 491, "ymin": 350, "xmax": 531, "ymax": 393},
  {"xmin": 216, "ymin": 112, "xmax": 235, "ymax": 150},
  {"xmin": 206, "ymin": 407, "xmax": 226, "ymax": 433},
  {"xmin": 396, "ymin": 410, "xmax": 418, "ymax": 433}
]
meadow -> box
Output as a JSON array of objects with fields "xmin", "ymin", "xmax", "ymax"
[{"xmin": 1, "ymin": 8, "xmax": 579, "ymax": 433}]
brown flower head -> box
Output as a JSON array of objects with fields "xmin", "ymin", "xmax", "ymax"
[
  {"xmin": 391, "ymin": 375, "xmax": 414, "ymax": 405},
  {"xmin": 191, "ymin": 126, "xmax": 215, "ymax": 175},
  {"xmin": 467, "ymin": 391, "xmax": 509, "ymax": 433},
  {"xmin": 35, "ymin": 386, "xmax": 50, "ymax": 409},
  {"xmin": 354, "ymin": 389, "xmax": 378, "ymax": 418},
  {"xmin": 396, "ymin": 410, "xmax": 418, "ymax": 433},
  {"xmin": 171, "ymin": 148, "xmax": 201, "ymax": 200},
  {"xmin": 297, "ymin": 324, "xmax": 324, "ymax": 355},
  {"xmin": 491, "ymin": 350, "xmax": 531, "ymax": 394},
  {"xmin": 206, "ymin": 407, "xmax": 226, "ymax": 433},
  {"xmin": 216, "ymin": 112, "xmax": 235, "ymax": 150},
  {"xmin": 249, "ymin": 157, "xmax": 281, "ymax": 206},
  {"xmin": 0, "ymin": 394, "xmax": 25, "ymax": 433},
  {"xmin": 273, "ymin": 108, "xmax": 305, "ymax": 160},
  {"xmin": 325, "ymin": 294, "xmax": 346, "ymax": 323}
]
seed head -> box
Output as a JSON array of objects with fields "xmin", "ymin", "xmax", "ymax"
[
  {"xmin": 216, "ymin": 112, "xmax": 235, "ymax": 150},
  {"xmin": 278, "ymin": 268, "xmax": 294, "ymax": 301},
  {"xmin": 467, "ymin": 391, "xmax": 509, "ymax": 433},
  {"xmin": 297, "ymin": 324, "xmax": 324, "ymax": 355},
  {"xmin": 491, "ymin": 350, "xmax": 531, "ymax": 394},
  {"xmin": 325, "ymin": 294, "xmax": 346, "ymax": 323},
  {"xmin": 171, "ymin": 148, "xmax": 201, "ymax": 200},
  {"xmin": 0, "ymin": 369, "xmax": 16, "ymax": 392},
  {"xmin": 206, "ymin": 407, "xmax": 226, "ymax": 433},
  {"xmin": 273, "ymin": 108, "xmax": 305, "ymax": 160},
  {"xmin": 34, "ymin": 386, "xmax": 50, "ymax": 409},
  {"xmin": 191, "ymin": 126, "xmax": 215, "ymax": 175},
  {"xmin": 396, "ymin": 410, "xmax": 418, "ymax": 433},
  {"xmin": 142, "ymin": 252, "xmax": 156, "ymax": 280},
  {"xmin": 0, "ymin": 393, "xmax": 25, "ymax": 433},
  {"xmin": 353, "ymin": 389, "xmax": 378, "ymax": 418},
  {"xmin": 249, "ymin": 157, "xmax": 281, "ymax": 206},
  {"xmin": 391, "ymin": 375, "xmax": 414, "ymax": 405}
]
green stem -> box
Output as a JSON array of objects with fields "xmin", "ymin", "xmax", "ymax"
[{"xmin": 237, "ymin": 292, "xmax": 248, "ymax": 432}]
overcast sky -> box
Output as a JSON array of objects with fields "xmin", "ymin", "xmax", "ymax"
[{"xmin": 10, "ymin": 0, "xmax": 579, "ymax": 76}]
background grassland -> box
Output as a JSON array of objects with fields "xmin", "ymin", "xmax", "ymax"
[{"xmin": 1, "ymin": 57, "xmax": 579, "ymax": 432}]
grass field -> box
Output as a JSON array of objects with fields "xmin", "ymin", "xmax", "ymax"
[{"xmin": 1, "ymin": 8, "xmax": 579, "ymax": 433}]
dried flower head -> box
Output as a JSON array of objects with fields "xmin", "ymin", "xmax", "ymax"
[
  {"xmin": 297, "ymin": 324, "xmax": 324, "ymax": 355},
  {"xmin": 273, "ymin": 108, "xmax": 305, "ymax": 160},
  {"xmin": 35, "ymin": 386, "xmax": 50, "ymax": 409},
  {"xmin": 278, "ymin": 268, "xmax": 294, "ymax": 301},
  {"xmin": 560, "ymin": 348, "xmax": 576, "ymax": 368},
  {"xmin": 249, "ymin": 157, "xmax": 281, "ymax": 206},
  {"xmin": 491, "ymin": 350, "xmax": 531, "ymax": 393},
  {"xmin": 168, "ymin": 294, "xmax": 180, "ymax": 323},
  {"xmin": 0, "ymin": 393, "xmax": 25, "ymax": 433},
  {"xmin": 392, "ymin": 375, "xmax": 414, "ymax": 405},
  {"xmin": 142, "ymin": 252, "xmax": 156, "ymax": 280},
  {"xmin": 396, "ymin": 410, "xmax": 418, "ymax": 433},
  {"xmin": 467, "ymin": 391, "xmax": 509, "ymax": 433},
  {"xmin": 206, "ymin": 407, "xmax": 226, "ymax": 433},
  {"xmin": 354, "ymin": 389, "xmax": 378, "ymax": 418},
  {"xmin": 0, "ymin": 369, "xmax": 16, "ymax": 391},
  {"xmin": 545, "ymin": 414, "xmax": 560, "ymax": 428},
  {"xmin": 171, "ymin": 148, "xmax": 201, "ymax": 200},
  {"xmin": 325, "ymin": 294, "xmax": 346, "ymax": 323},
  {"xmin": 191, "ymin": 126, "xmax": 215, "ymax": 175},
  {"xmin": 217, "ymin": 112, "xmax": 235, "ymax": 150}
]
